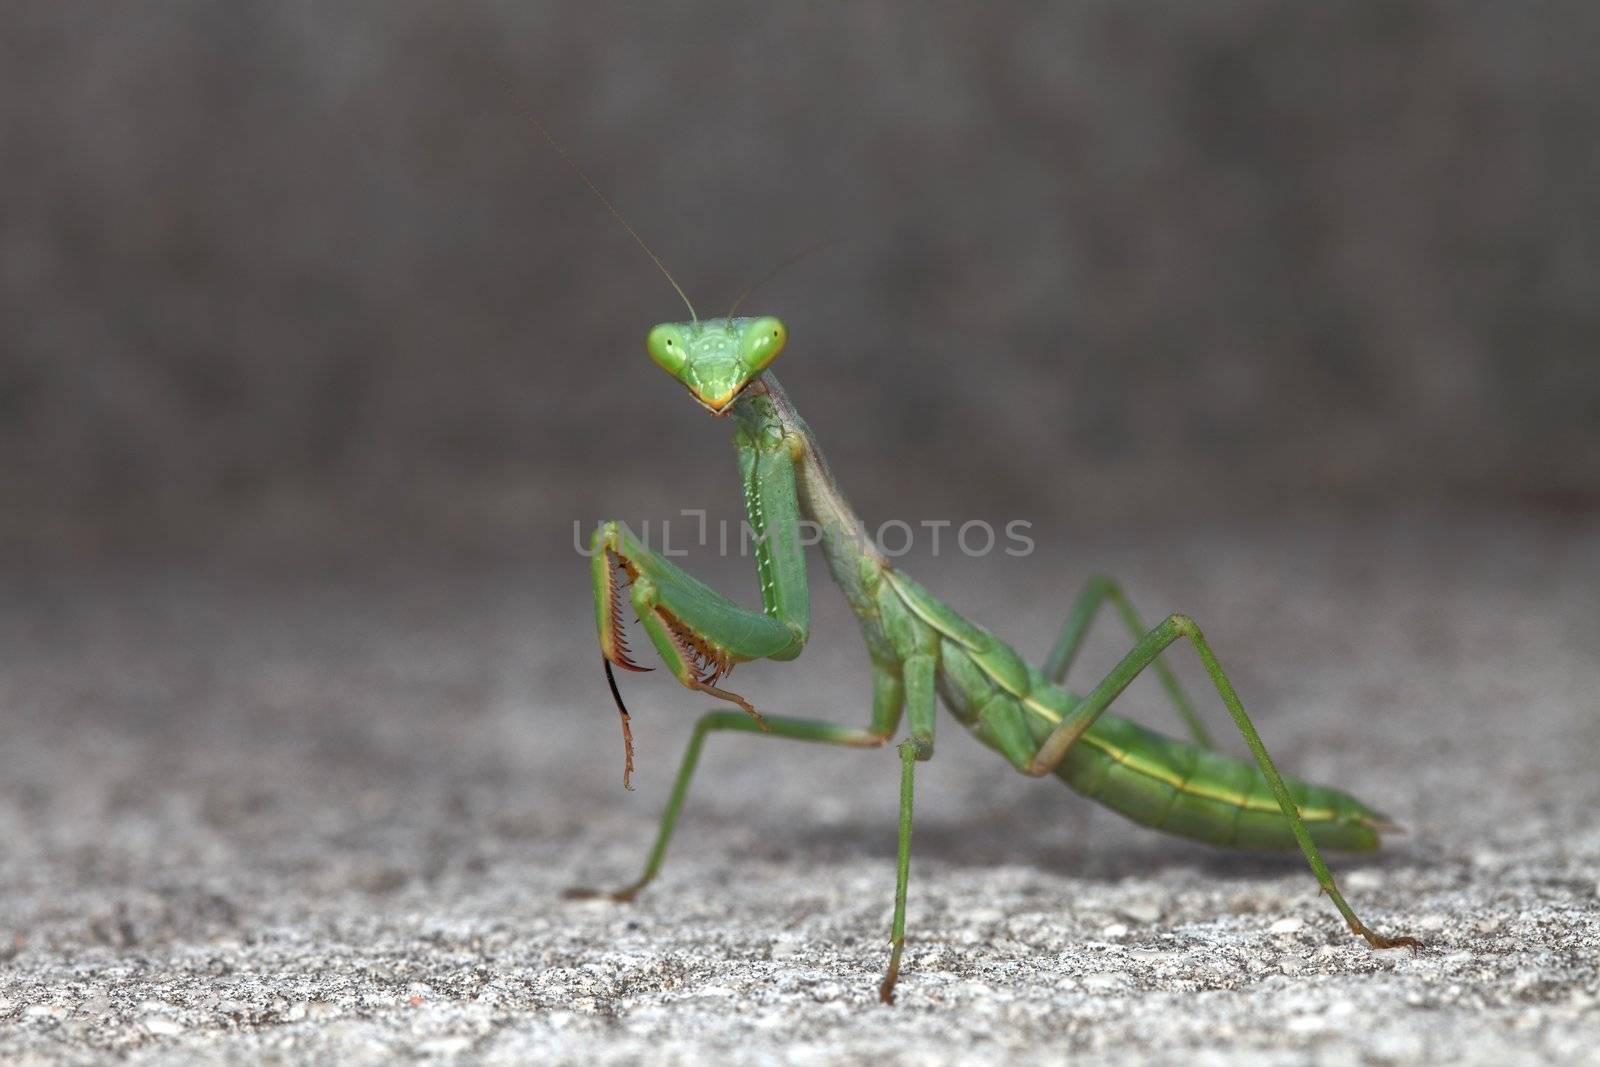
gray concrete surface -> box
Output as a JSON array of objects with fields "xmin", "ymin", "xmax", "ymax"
[{"xmin": 1, "ymin": 514, "xmax": 1597, "ymax": 1064}]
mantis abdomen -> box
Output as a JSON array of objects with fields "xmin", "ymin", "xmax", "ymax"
[{"xmin": 1052, "ymin": 714, "xmax": 1388, "ymax": 851}]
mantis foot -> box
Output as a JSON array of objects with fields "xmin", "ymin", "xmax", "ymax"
[
  {"xmin": 1364, "ymin": 931, "xmax": 1423, "ymax": 950},
  {"xmin": 560, "ymin": 884, "xmax": 642, "ymax": 903},
  {"xmin": 1351, "ymin": 921, "xmax": 1423, "ymax": 950},
  {"xmin": 878, "ymin": 939, "xmax": 905, "ymax": 1004}
]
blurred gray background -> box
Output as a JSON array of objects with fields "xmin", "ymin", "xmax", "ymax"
[{"xmin": 4, "ymin": 2, "xmax": 1597, "ymax": 561}]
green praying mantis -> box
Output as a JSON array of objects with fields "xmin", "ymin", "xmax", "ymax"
[{"xmin": 552, "ymin": 127, "xmax": 1420, "ymax": 1004}]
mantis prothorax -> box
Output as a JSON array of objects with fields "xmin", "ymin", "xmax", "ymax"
[{"xmin": 550, "ymin": 125, "xmax": 1420, "ymax": 1004}]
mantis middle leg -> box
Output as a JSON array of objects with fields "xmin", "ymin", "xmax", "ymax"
[
  {"xmin": 566, "ymin": 659, "xmax": 935, "ymax": 1003},
  {"xmin": 1029, "ymin": 613, "xmax": 1420, "ymax": 950},
  {"xmin": 562, "ymin": 708, "xmax": 891, "ymax": 902},
  {"xmin": 565, "ymin": 661, "xmax": 904, "ymax": 901}
]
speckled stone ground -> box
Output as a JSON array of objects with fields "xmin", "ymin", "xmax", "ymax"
[{"xmin": 1, "ymin": 514, "xmax": 1596, "ymax": 1065}]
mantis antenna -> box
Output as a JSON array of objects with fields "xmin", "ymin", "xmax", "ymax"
[
  {"xmin": 725, "ymin": 239, "xmax": 842, "ymax": 318},
  {"xmin": 528, "ymin": 116, "xmax": 698, "ymax": 323}
]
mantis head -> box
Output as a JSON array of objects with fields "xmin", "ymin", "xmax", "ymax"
[
  {"xmin": 646, "ymin": 316, "xmax": 787, "ymax": 415},
  {"xmin": 528, "ymin": 121, "xmax": 800, "ymax": 418}
]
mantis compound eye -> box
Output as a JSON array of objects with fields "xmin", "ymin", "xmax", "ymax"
[
  {"xmin": 646, "ymin": 324, "xmax": 688, "ymax": 378},
  {"xmin": 742, "ymin": 317, "xmax": 787, "ymax": 374}
]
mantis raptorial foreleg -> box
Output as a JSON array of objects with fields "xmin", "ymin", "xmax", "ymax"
[
  {"xmin": 589, "ymin": 426, "xmax": 812, "ymax": 769},
  {"xmin": 1042, "ymin": 575, "xmax": 1214, "ymax": 748},
  {"xmin": 1026, "ymin": 613, "xmax": 1420, "ymax": 950},
  {"xmin": 594, "ymin": 518, "xmax": 801, "ymax": 674}
]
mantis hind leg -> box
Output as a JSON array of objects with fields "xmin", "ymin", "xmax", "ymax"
[
  {"xmin": 1030, "ymin": 613, "xmax": 1420, "ymax": 951},
  {"xmin": 1042, "ymin": 575, "xmax": 1214, "ymax": 748}
]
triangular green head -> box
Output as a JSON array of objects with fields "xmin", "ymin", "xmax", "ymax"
[{"xmin": 646, "ymin": 316, "xmax": 787, "ymax": 415}]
